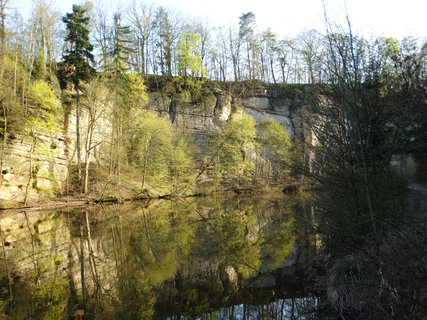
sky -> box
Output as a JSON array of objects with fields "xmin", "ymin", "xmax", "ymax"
[{"xmin": 12, "ymin": 0, "xmax": 427, "ymax": 42}]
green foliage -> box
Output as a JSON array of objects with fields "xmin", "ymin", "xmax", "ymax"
[
  {"xmin": 208, "ymin": 112, "xmax": 257, "ymax": 187},
  {"xmin": 129, "ymin": 109, "xmax": 172, "ymax": 189},
  {"xmin": 168, "ymin": 137, "xmax": 195, "ymax": 194},
  {"xmin": 122, "ymin": 72, "xmax": 149, "ymax": 108},
  {"xmin": 108, "ymin": 12, "xmax": 134, "ymax": 75},
  {"xmin": 24, "ymin": 80, "xmax": 61, "ymax": 197},
  {"xmin": 262, "ymin": 216, "xmax": 295, "ymax": 268},
  {"xmin": 112, "ymin": 201, "xmax": 197, "ymax": 318},
  {"xmin": 25, "ymin": 216, "xmax": 69, "ymax": 320},
  {"xmin": 0, "ymin": 53, "xmax": 28, "ymax": 135},
  {"xmin": 172, "ymin": 31, "xmax": 208, "ymax": 103},
  {"xmin": 28, "ymin": 80, "xmax": 59, "ymax": 135},
  {"xmin": 128, "ymin": 105, "xmax": 197, "ymax": 194},
  {"xmin": 176, "ymin": 31, "xmax": 206, "ymax": 78},
  {"xmin": 172, "ymin": 75, "xmax": 208, "ymax": 103},
  {"xmin": 200, "ymin": 203, "xmax": 262, "ymax": 279},
  {"xmin": 257, "ymin": 116, "xmax": 292, "ymax": 184},
  {"xmin": 62, "ymin": 4, "xmax": 94, "ymax": 85},
  {"xmin": 30, "ymin": 269, "xmax": 68, "ymax": 320}
]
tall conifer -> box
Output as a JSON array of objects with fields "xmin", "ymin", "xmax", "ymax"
[{"xmin": 63, "ymin": 4, "xmax": 94, "ymax": 184}]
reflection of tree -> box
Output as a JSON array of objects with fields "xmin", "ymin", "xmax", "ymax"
[
  {"xmin": 30, "ymin": 215, "xmax": 69, "ymax": 320},
  {"xmin": 29, "ymin": 257, "xmax": 68, "ymax": 320},
  {"xmin": 85, "ymin": 200, "xmax": 197, "ymax": 319},
  {"xmin": 0, "ymin": 195, "xmax": 311, "ymax": 318},
  {"xmin": 261, "ymin": 212, "xmax": 296, "ymax": 269},
  {"xmin": 214, "ymin": 297, "xmax": 318, "ymax": 319},
  {"xmin": 197, "ymin": 204, "xmax": 262, "ymax": 279},
  {"xmin": 0, "ymin": 226, "xmax": 12, "ymax": 315},
  {"xmin": 0, "ymin": 213, "xmax": 69, "ymax": 319}
]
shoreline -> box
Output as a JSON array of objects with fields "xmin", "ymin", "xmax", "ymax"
[{"xmin": 0, "ymin": 185, "xmax": 292, "ymax": 212}]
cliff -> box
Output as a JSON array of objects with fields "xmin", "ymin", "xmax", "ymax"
[{"xmin": 0, "ymin": 79, "xmax": 309, "ymax": 203}]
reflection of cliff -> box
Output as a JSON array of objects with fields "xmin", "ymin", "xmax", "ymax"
[
  {"xmin": 0, "ymin": 195, "xmax": 315, "ymax": 319},
  {"xmin": 0, "ymin": 209, "xmax": 71, "ymax": 318}
]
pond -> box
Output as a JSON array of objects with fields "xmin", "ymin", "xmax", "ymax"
[{"xmin": 0, "ymin": 194, "xmax": 319, "ymax": 319}]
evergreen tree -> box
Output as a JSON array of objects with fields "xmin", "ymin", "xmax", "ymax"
[
  {"xmin": 109, "ymin": 12, "xmax": 134, "ymax": 76},
  {"xmin": 238, "ymin": 12, "xmax": 256, "ymax": 80},
  {"xmin": 62, "ymin": 4, "xmax": 94, "ymax": 185},
  {"xmin": 154, "ymin": 7, "xmax": 181, "ymax": 76}
]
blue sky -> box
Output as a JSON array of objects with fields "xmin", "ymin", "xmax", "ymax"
[{"xmin": 12, "ymin": 0, "xmax": 427, "ymax": 41}]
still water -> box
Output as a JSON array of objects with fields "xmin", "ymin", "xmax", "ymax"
[{"xmin": 0, "ymin": 195, "xmax": 318, "ymax": 319}]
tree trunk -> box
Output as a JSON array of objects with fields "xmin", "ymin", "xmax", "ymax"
[
  {"xmin": 83, "ymin": 143, "xmax": 91, "ymax": 194},
  {"xmin": 75, "ymin": 82, "xmax": 81, "ymax": 185},
  {"xmin": 80, "ymin": 224, "xmax": 87, "ymax": 311},
  {"xmin": 270, "ymin": 58, "xmax": 276, "ymax": 84},
  {"xmin": 0, "ymin": 0, "xmax": 8, "ymax": 51},
  {"xmin": 0, "ymin": 101, "xmax": 7, "ymax": 186},
  {"xmin": 141, "ymin": 38, "xmax": 146, "ymax": 73},
  {"xmin": 13, "ymin": 45, "xmax": 18, "ymax": 95},
  {"xmin": 24, "ymin": 132, "xmax": 35, "ymax": 205}
]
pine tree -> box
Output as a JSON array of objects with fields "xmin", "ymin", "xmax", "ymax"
[
  {"xmin": 109, "ymin": 12, "xmax": 133, "ymax": 76},
  {"xmin": 62, "ymin": 4, "xmax": 94, "ymax": 185}
]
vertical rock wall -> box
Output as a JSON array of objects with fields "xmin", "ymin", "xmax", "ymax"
[{"xmin": 0, "ymin": 83, "xmax": 309, "ymax": 203}]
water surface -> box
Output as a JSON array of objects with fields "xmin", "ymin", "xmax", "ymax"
[{"xmin": 0, "ymin": 194, "xmax": 318, "ymax": 319}]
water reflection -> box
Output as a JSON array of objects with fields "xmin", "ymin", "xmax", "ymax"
[
  {"xmin": 163, "ymin": 297, "xmax": 318, "ymax": 320},
  {"xmin": 0, "ymin": 195, "xmax": 317, "ymax": 319}
]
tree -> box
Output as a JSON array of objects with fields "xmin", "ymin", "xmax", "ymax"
[
  {"xmin": 274, "ymin": 39, "xmax": 294, "ymax": 83},
  {"xmin": 129, "ymin": 109, "xmax": 172, "ymax": 190},
  {"xmin": 298, "ymin": 29, "xmax": 323, "ymax": 83},
  {"xmin": 108, "ymin": 12, "xmax": 133, "ymax": 75},
  {"xmin": 238, "ymin": 12, "xmax": 256, "ymax": 80},
  {"xmin": 259, "ymin": 29, "xmax": 277, "ymax": 83},
  {"xmin": 27, "ymin": 0, "xmax": 62, "ymax": 80},
  {"xmin": 93, "ymin": 4, "xmax": 111, "ymax": 72},
  {"xmin": 174, "ymin": 31, "xmax": 207, "ymax": 101},
  {"xmin": 63, "ymin": 4, "xmax": 94, "ymax": 185},
  {"xmin": 184, "ymin": 18, "xmax": 211, "ymax": 75},
  {"xmin": 228, "ymin": 26, "xmax": 241, "ymax": 81},
  {"xmin": 305, "ymin": 21, "xmax": 425, "ymax": 254},
  {"xmin": 257, "ymin": 116, "xmax": 292, "ymax": 184},
  {"xmin": 207, "ymin": 112, "xmax": 257, "ymax": 187},
  {"xmin": 0, "ymin": 0, "xmax": 8, "ymax": 50},
  {"xmin": 302, "ymin": 11, "xmax": 426, "ymax": 315},
  {"xmin": 108, "ymin": 72, "xmax": 148, "ymax": 178},
  {"xmin": 153, "ymin": 7, "xmax": 181, "ymax": 76},
  {"xmin": 0, "ymin": 53, "xmax": 27, "ymax": 186},
  {"xmin": 24, "ymin": 80, "xmax": 59, "ymax": 203},
  {"xmin": 168, "ymin": 137, "xmax": 195, "ymax": 194},
  {"xmin": 176, "ymin": 31, "xmax": 205, "ymax": 78},
  {"xmin": 127, "ymin": 0, "xmax": 155, "ymax": 74},
  {"xmin": 81, "ymin": 76, "xmax": 112, "ymax": 194},
  {"xmin": 209, "ymin": 27, "xmax": 229, "ymax": 81}
]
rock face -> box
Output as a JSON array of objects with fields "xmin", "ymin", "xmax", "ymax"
[
  {"xmin": 148, "ymin": 88, "xmax": 301, "ymax": 136},
  {"xmin": 0, "ymin": 82, "xmax": 306, "ymax": 202},
  {"xmin": 0, "ymin": 133, "xmax": 69, "ymax": 202}
]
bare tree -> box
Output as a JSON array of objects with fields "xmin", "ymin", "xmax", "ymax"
[
  {"xmin": 228, "ymin": 26, "xmax": 241, "ymax": 81},
  {"xmin": 153, "ymin": 6, "xmax": 181, "ymax": 76},
  {"xmin": 127, "ymin": 0, "xmax": 155, "ymax": 74},
  {"xmin": 0, "ymin": 0, "xmax": 8, "ymax": 50},
  {"xmin": 93, "ymin": 4, "xmax": 111, "ymax": 72}
]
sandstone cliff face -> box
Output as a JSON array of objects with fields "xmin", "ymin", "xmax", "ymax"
[
  {"xmin": 146, "ymin": 88, "xmax": 300, "ymax": 136},
  {"xmin": 0, "ymin": 133, "xmax": 69, "ymax": 202},
  {"xmin": 0, "ymin": 83, "xmax": 306, "ymax": 202}
]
